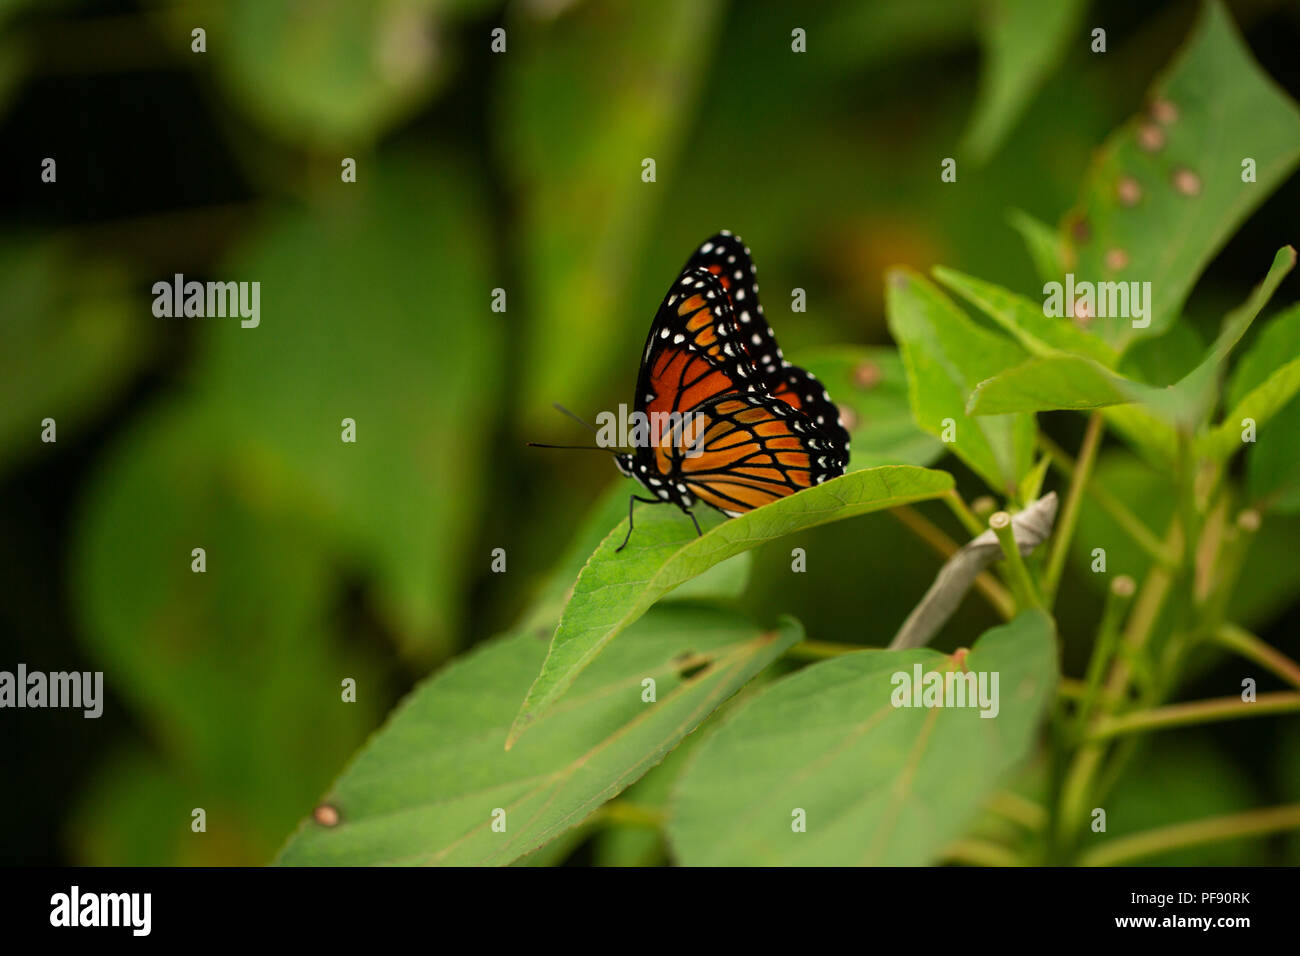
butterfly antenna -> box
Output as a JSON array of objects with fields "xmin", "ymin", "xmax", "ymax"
[
  {"xmin": 552, "ymin": 403, "xmax": 599, "ymax": 434},
  {"xmin": 526, "ymin": 442, "xmax": 617, "ymax": 452}
]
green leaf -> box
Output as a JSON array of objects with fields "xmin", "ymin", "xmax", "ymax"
[
  {"xmin": 202, "ymin": 0, "xmax": 445, "ymax": 145},
  {"xmin": 969, "ymin": 248, "xmax": 1294, "ymax": 436},
  {"xmin": 72, "ymin": 401, "xmax": 383, "ymax": 861},
  {"xmin": 275, "ymin": 607, "xmax": 799, "ymax": 866},
  {"xmin": 509, "ymin": 465, "xmax": 955, "ymax": 745},
  {"xmin": 933, "ymin": 266, "xmax": 1119, "ymax": 367},
  {"xmin": 969, "ymin": 354, "xmax": 1144, "ymax": 415},
  {"xmin": 668, "ymin": 610, "xmax": 1058, "ymax": 865},
  {"xmin": 1059, "ymin": 0, "xmax": 1300, "ymax": 348},
  {"xmin": 1007, "ymin": 208, "xmax": 1065, "ymax": 284},
  {"xmin": 0, "ymin": 239, "xmax": 153, "ymax": 474},
  {"xmin": 1201, "ymin": 303, "xmax": 1300, "ymax": 465},
  {"xmin": 961, "ymin": 0, "xmax": 1086, "ymax": 162},
  {"xmin": 196, "ymin": 154, "xmax": 502, "ymax": 661},
  {"xmin": 886, "ymin": 268, "xmax": 1035, "ymax": 495},
  {"xmin": 796, "ymin": 346, "xmax": 946, "ymax": 470}
]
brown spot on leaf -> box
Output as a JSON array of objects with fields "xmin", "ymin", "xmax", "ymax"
[
  {"xmin": 314, "ymin": 804, "xmax": 341, "ymax": 827},
  {"xmin": 1137, "ymin": 123, "xmax": 1165, "ymax": 152},
  {"xmin": 1105, "ymin": 248, "xmax": 1129, "ymax": 270},
  {"xmin": 1150, "ymin": 99, "xmax": 1178, "ymax": 125},
  {"xmin": 1173, "ymin": 168, "xmax": 1201, "ymax": 196},
  {"xmin": 1117, "ymin": 176, "xmax": 1141, "ymax": 206},
  {"xmin": 853, "ymin": 362, "xmax": 881, "ymax": 389},
  {"xmin": 836, "ymin": 402, "xmax": 859, "ymax": 432}
]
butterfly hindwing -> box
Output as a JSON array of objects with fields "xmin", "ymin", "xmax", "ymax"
[{"xmin": 676, "ymin": 393, "xmax": 848, "ymax": 517}]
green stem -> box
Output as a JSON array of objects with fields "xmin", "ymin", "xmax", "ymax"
[
  {"xmin": 1080, "ymin": 804, "xmax": 1300, "ymax": 867},
  {"xmin": 1043, "ymin": 413, "xmax": 1104, "ymax": 606},
  {"xmin": 941, "ymin": 838, "xmax": 1024, "ymax": 867},
  {"xmin": 590, "ymin": 801, "xmax": 667, "ymax": 829},
  {"xmin": 986, "ymin": 791, "xmax": 1048, "ymax": 832},
  {"xmin": 942, "ymin": 489, "xmax": 987, "ymax": 539},
  {"xmin": 1075, "ymin": 575, "xmax": 1136, "ymax": 731},
  {"xmin": 1039, "ymin": 431, "xmax": 1176, "ymax": 567},
  {"xmin": 989, "ymin": 511, "xmax": 1040, "ymax": 610},
  {"xmin": 1088, "ymin": 692, "xmax": 1300, "ymax": 741},
  {"xmin": 1212, "ymin": 622, "xmax": 1300, "ymax": 691},
  {"xmin": 784, "ymin": 639, "xmax": 864, "ymax": 661}
]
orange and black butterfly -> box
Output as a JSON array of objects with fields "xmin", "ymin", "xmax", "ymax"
[{"xmin": 608, "ymin": 231, "xmax": 850, "ymax": 549}]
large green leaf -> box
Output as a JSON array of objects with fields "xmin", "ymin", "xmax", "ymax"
[
  {"xmin": 275, "ymin": 607, "xmax": 799, "ymax": 866},
  {"xmin": 1058, "ymin": 0, "xmax": 1300, "ymax": 349},
  {"xmin": 885, "ymin": 268, "xmax": 1035, "ymax": 495},
  {"xmin": 796, "ymin": 346, "xmax": 945, "ymax": 471},
  {"xmin": 500, "ymin": 0, "xmax": 724, "ymax": 423},
  {"xmin": 961, "ymin": 0, "xmax": 1086, "ymax": 162},
  {"xmin": 668, "ymin": 610, "xmax": 1058, "ymax": 865},
  {"xmin": 195, "ymin": 155, "xmax": 502, "ymax": 661},
  {"xmin": 509, "ymin": 466, "xmax": 954, "ymax": 745}
]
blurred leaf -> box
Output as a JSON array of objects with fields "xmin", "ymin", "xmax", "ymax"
[
  {"xmin": 509, "ymin": 465, "xmax": 954, "ymax": 744},
  {"xmin": 934, "ymin": 265, "xmax": 1119, "ymax": 367},
  {"xmin": 1071, "ymin": 450, "xmax": 1300, "ymax": 628},
  {"xmin": 0, "ymin": 240, "xmax": 152, "ymax": 473},
  {"xmin": 1007, "ymin": 209, "xmax": 1065, "ymax": 284},
  {"xmin": 962, "ymin": 0, "xmax": 1086, "ymax": 162},
  {"xmin": 668, "ymin": 610, "xmax": 1057, "ymax": 865},
  {"xmin": 885, "ymin": 267, "xmax": 1035, "ymax": 495},
  {"xmin": 204, "ymin": 0, "xmax": 444, "ymax": 146},
  {"xmin": 1099, "ymin": 738, "xmax": 1263, "ymax": 865},
  {"xmin": 275, "ymin": 607, "xmax": 799, "ymax": 866},
  {"xmin": 1206, "ymin": 303, "xmax": 1300, "ymax": 484},
  {"xmin": 1059, "ymin": 0, "xmax": 1300, "ymax": 349},
  {"xmin": 67, "ymin": 747, "xmax": 262, "ymax": 866},
  {"xmin": 72, "ymin": 402, "xmax": 383, "ymax": 861},
  {"xmin": 196, "ymin": 154, "xmax": 502, "ymax": 660},
  {"xmin": 499, "ymin": 0, "xmax": 725, "ymax": 423},
  {"xmin": 797, "ymin": 346, "xmax": 946, "ymax": 471}
]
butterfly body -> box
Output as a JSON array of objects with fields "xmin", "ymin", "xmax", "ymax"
[{"xmin": 614, "ymin": 231, "xmax": 849, "ymax": 548}]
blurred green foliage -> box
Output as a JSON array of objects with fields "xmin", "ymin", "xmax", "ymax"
[{"xmin": 2, "ymin": 0, "xmax": 1300, "ymax": 866}]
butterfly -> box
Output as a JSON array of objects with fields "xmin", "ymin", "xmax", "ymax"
[{"xmin": 609, "ymin": 231, "xmax": 850, "ymax": 549}]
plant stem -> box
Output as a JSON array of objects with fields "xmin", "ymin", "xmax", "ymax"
[
  {"xmin": 1079, "ymin": 804, "xmax": 1300, "ymax": 867},
  {"xmin": 784, "ymin": 639, "xmax": 863, "ymax": 661},
  {"xmin": 942, "ymin": 489, "xmax": 987, "ymax": 539},
  {"xmin": 989, "ymin": 511, "xmax": 1040, "ymax": 610},
  {"xmin": 1212, "ymin": 622, "xmax": 1300, "ymax": 691},
  {"xmin": 1075, "ymin": 575, "xmax": 1136, "ymax": 731},
  {"xmin": 1043, "ymin": 413, "xmax": 1104, "ymax": 606},
  {"xmin": 591, "ymin": 801, "xmax": 666, "ymax": 829},
  {"xmin": 940, "ymin": 838, "xmax": 1023, "ymax": 867},
  {"xmin": 986, "ymin": 791, "xmax": 1048, "ymax": 832},
  {"xmin": 1039, "ymin": 431, "xmax": 1176, "ymax": 567},
  {"xmin": 1087, "ymin": 692, "xmax": 1300, "ymax": 741},
  {"xmin": 889, "ymin": 505, "xmax": 1015, "ymax": 619}
]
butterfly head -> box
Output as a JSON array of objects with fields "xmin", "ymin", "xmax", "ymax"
[{"xmin": 614, "ymin": 452, "xmax": 636, "ymax": 478}]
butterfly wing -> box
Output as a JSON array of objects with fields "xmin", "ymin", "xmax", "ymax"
[
  {"xmin": 679, "ymin": 231, "xmax": 850, "ymax": 452},
  {"xmin": 674, "ymin": 394, "xmax": 848, "ymax": 517},
  {"xmin": 677, "ymin": 230, "xmax": 784, "ymax": 379},
  {"xmin": 630, "ymin": 267, "xmax": 759, "ymax": 478}
]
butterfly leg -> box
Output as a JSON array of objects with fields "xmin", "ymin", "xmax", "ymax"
[
  {"xmin": 687, "ymin": 510, "xmax": 703, "ymax": 537},
  {"xmin": 616, "ymin": 495, "xmax": 660, "ymax": 553}
]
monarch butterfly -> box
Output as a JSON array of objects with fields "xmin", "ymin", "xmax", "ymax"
[{"xmin": 534, "ymin": 231, "xmax": 850, "ymax": 550}]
